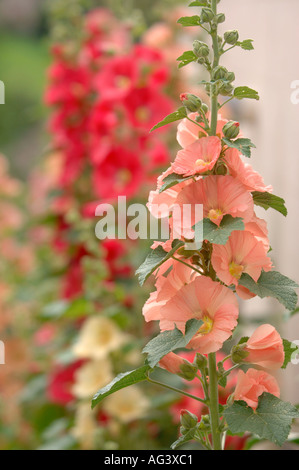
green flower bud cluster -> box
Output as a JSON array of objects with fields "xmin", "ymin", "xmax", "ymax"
[
  {"xmin": 224, "ymin": 30, "xmax": 239, "ymax": 45},
  {"xmin": 222, "ymin": 121, "xmax": 240, "ymax": 139},
  {"xmin": 180, "ymin": 93, "xmax": 202, "ymax": 113}
]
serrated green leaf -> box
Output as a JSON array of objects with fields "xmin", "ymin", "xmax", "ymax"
[
  {"xmin": 252, "ymin": 191, "xmax": 288, "ymax": 216},
  {"xmin": 194, "ymin": 215, "xmax": 244, "ymax": 245},
  {"xmin": 177, "ymin": 50, "xmax": 198, "ymax": 68},
  {"xmin": 177, "ymin": 15, "xmax": 201, "ymax": 27},
  {"xmin": 136, "ymin": 239, "xmax": 185, "ymax": 286},
  {"xmin": 224, "ymin": 393, "xmax": 299, "ymax": 446},
  {"xmin": 222, "ymin": 137, "xmax": 256, "ymax": 158},
  {"xmin": 92, "ymin": 365, "xmax": 151, "ymax": 409},
  {"xmin": 159, "ymin": 173, "xmax": 194, "ymax": 193},
  {"xmin": 282, "ymin": 339, "xmax": 299, "ymax": 369},
  {"xmin": 234, "ymin": 86, "xmax": 259, "ymax": 101},
  {"xmin": 143, "ymin": 319, "xmax": 203, "ymax": 368},
  {"xmin": 171, "ymin": 427, "xmax": 197, "ymax": 450},
  {"xmin": 239, "ymin": 271, "xmax": 298, "ymax": 311},
  {"xmin": 237, "ymin": 39, "xmax": 254, "ymax": 51},
  {"xmin": 150, "ymin": 107, "xmax": 187, "ymax": 132}
]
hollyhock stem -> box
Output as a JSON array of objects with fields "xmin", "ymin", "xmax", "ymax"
[
  {"xmin": 210, "ymin": 0, "xmax": 220, "ymax": 136},
  {"xmin": 208, "ymin": 352, "xmax": 222, "ymax": 450}
]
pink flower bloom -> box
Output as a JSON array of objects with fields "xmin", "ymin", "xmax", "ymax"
[
  {"xmin": 143, "ymin": 262, "xmax": 195, "ymax": 323},
  {"xmin": 172, "ymin": 136, "xmax": 222, "ymax": 176},
  {"xmin": 243, "ymin": 324, "xmax": 285, "ymax": 369},
  {"xmin": 177, "ymin": 113, "xmax": 228, "ymax": 148},
  {"xmin": 175, "ymin": 176, "xmax": 254, "ymax": 235},
  {"xmin": 234, "ymin": 369, "xmax": 280, "ymax": 410},
  {"xmin": 211, "ymin": 230, "xmax": 273, "ymax": 290},
  {"xmin": 245, "ymin": 214, "xmax": 270, "ymax": 253},
  {"xmin": 224, "ymin": 148, "xmax": 273, "ymax": 193},
  {"xmin": 159, "ymin": 276, "xmax": 239, "ymax": 354}
]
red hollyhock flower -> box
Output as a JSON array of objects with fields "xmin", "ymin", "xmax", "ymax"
[{"xmin": 47, "ymin": 360, "xmax": 85, "ymax": 405}]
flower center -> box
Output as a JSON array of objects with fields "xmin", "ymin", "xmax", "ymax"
[
  {"xmin": 198, "ymin": 315, "xmax": 214, "ymax": 335},
  {"xmin": 229, "ymin": 261, "xmax": 244, "ymax": 280},
  {"xmin": 195, "ymin": 158, "xmax": 209, "ymax": 167},
  {"xmin": 116, "ymin": 76, "xmax": 131, "ymax": 89},
  {"xmin": 136, "ymin": 107, "xmax": 150, "ymax": 122},
  {"xmin": 208, "ymin": 208, "xmax": 223, "ymax": 222}
]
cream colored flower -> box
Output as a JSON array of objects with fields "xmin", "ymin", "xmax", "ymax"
[
  {"xmin": 102, "ymin": 386, "xmax": 149, "ymax": 423},
  {"xmin": 72, "ymin": 403, "xmax": 98, "ymax": 450},
  {"xmin": 73, "ymin": 316, "xmax": 128, "ymax": 360},
  {"xmin": 72, "ymin": 359, "xmax": 113, "ymax": 399}
]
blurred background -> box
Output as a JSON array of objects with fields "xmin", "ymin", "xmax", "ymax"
[{"xmin": 0, "ymin": 0, "xmax": 298, "ymax": 450}]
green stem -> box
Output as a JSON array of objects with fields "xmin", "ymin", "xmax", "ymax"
[
  {"xmin": 171, "ymin": 256, "xmax": 204, "ymax": 275},
  {"xmin": 146, "ymin": 376, "xmax": 207, "ymax": 405},
  {"xmin": 186, "ymin": 116, "xmax": 206, "ymax": 132},
  {"xmin": 210, "ymin": 0, "xmax": 220, "ymax": 136},
  {"xmin": 208, "ymin": 353, "xmax": 222, "ymax": 450}
]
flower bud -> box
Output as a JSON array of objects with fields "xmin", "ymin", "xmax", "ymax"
[
  {"xmin": 180, "ymin": 93, "xmax": 202, "ymax": 112},
  {"xmin": 178, "ymin": 361, "xmax": 198, "ymax": 381},
  {"xmin": 180, "ymin": 410, "xmax": 198, "ymax": 429},
  {"xmin": 226, "ymin": 71, "xmax": 236, "ymax": 83},
  {"xmin": 200, "ymin": 7, "xmax": 214, "ymax": 23},
  {"xmin": 201, "ymin": 103, "xmax": 209, "ymax": 114},
  {"xmin": 224, "ymin": 30, "xmax": 239, "ymax": 45},
  {"xmin": 194, "ymin": 352, "xmax": 207, "ymax": 371},
  {"xmin": 231, "ymin": 343, "xmax": 250, "ymax": 364},
  {"xmin": 193, "ymin": 40, "xmax": 209, "ymax": 58},
  {"xmin": 212, "ymin": 66, "xmax": 228, "ymax": 81},
  {"xmin": 215, "ymin": 13, "xmax": 226, "ymax": 24},
  {"xmin": 215, "ymin": 162, "xmax": 228, "ymax": 175},
  {"xmin": 222, "ymin": 121, "xmax": 240, "ymax": 139},
  {"xmin": 218, "ymin": 83, "xmax": 234, "ymax": 96}
]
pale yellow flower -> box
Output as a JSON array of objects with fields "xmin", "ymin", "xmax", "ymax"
[
  {"xmin": 72, "ymin": 359, "xmax": 113, "ymax": 399},
  {"xmin": 73, "ymin": 316, "xmax": 128, "ymax": 360},
  {"xmin": 102, "ymin": 386, "xmax": 149, "ymax": 423},
  {"xmin": 72, "ymin": 403, "xmax": 98, "ymax": 450}
]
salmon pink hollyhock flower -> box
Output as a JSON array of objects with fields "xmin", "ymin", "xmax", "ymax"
[
  {"xmin": 234, "ymin": 369, "xmax": 280, "ymax": 410},
  {"xmin": 175, "ymin": 175, "xmax": 254, "ymax": 233},
  {"xmin": 143, "ymin": 262, "xmax": 196, "ymax": 323},
  {"xmin": 211, "ymin": 230, "xmax": 273, "ymax": 293},
  {"xmin": 177, "ymin": 113, "xmax": 228, "ymax": 148},
  {"xmin": 245, "ymin": 214, "xmax": 270, "ymax": 253},
  {"xmin": 159, "ymin": 276, "xmax": 239, "ymax": 354},
  {"xmin": 243, "ymin": 324, "xmax": 284, "ymax": 369},
  {"xmin": 172, "ymin": 136, "xmax": 222, "ymax": 176},
  {"xmin": 159, "ymin": 352, "xmax": 193, "ymax": 376},
  {"xmin": 224, "ymin": 148, "xmax": 273, "ymax": 193}
]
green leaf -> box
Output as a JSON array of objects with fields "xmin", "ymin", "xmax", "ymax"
[
  {"xmin": 239, "ymin": 271, "xmax": 299, "ymax": 311},
  {"xmin": 177, "ymin": 50, "xmax": 198, "ymax": 68},
  {"xmin": 194, "ymin": 215, "xmax": 244, "ymax": 246},
  {"xmin": 150, "ymin": 107, "xmax": 187, "ymax": 132},
  {"xmin": 236, "ymin": 39, "xmax": 254, "ymax": 51},
  {"xmin": 222, "ymin": 137, "xmax": 256, "ymax": 158},
  {"xmin": 234, "ymin": 86, "xmax": 259, "ymax": 101},
  {"xmin": 252, "ymin": 191, "xmax": 288, "ymax": 217},
  {"xmin": 282, "ymin": 339, "xmax": 299, "ymax": 369},
  {"xmin": 159, "ymin": 173, "xmax": 194, "ymax": 193},
  {"xmin": 92, "ymin": 365, "xmax": 151, "ymax": 409},
  {"xmin": 143, "ymin": 319, "xmax": 203, "ymax": 368},
  {"xmin": 224, "ymin": 393, "xmax": 299, "ymax": 446},
  {"xmin": 177, "ymin": 16, "xmax": 201, "ymax": 27},
  {"xmin": 136, "ymin": 240, "xmax": 185, "ymax": 286}
]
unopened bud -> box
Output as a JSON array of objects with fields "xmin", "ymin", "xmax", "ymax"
[
  {"xmin": 213, "ymin": 66, "xmax": 228, "ymax": 81},
  {"xmin": 178, "ymin": 361, "xmax": 198, "ymax": 381},
  {"xmin": 215, "ymin": 13, "xmax": 226, "ymax": 24},
  {"xmin": 180, "ymin": 93, "xmax": 202, "ymax": 112},
  {"xmin": 222, "ymin": 121, "xmax": 240, "ymax": 139},
  {"xmin": 193, "ymin": 40, "xmax": 210, "ymax": 58},
  {"xmin": 201, "ymin": 103, "xmax": 209, "ymax": 114},
  {"xmin": 224, "ymin": 30, "xmax": 239, "ymax": 45},
  {"xmin": 226, "ymin": 71, "xmax": 236, "ymax": 83},
  {"xmin": 180, "ymin": 410, "xmax": 198, "ymax": 429},
  {"xmin": 215, "ymin": 162, "xmax": 228, "ymax": 175},
  {"xmin": 231, "ymin": 343, "xmax": 250, "ymax": 364},
  {"xmin": 200, "ymin": 7, "xmax": 214, "ymax": 23},
  {"xmin": 219, "ymin": 83, "xmax": 234, "ymax": 96},
  {"xmin": 194, "ymin": 353, "xmax": 207, "ymax": 371}
]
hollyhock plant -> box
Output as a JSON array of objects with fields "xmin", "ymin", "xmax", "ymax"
[{"xmin": 94, "ymin": 0, "xmax": 299, "ymax": 452}]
